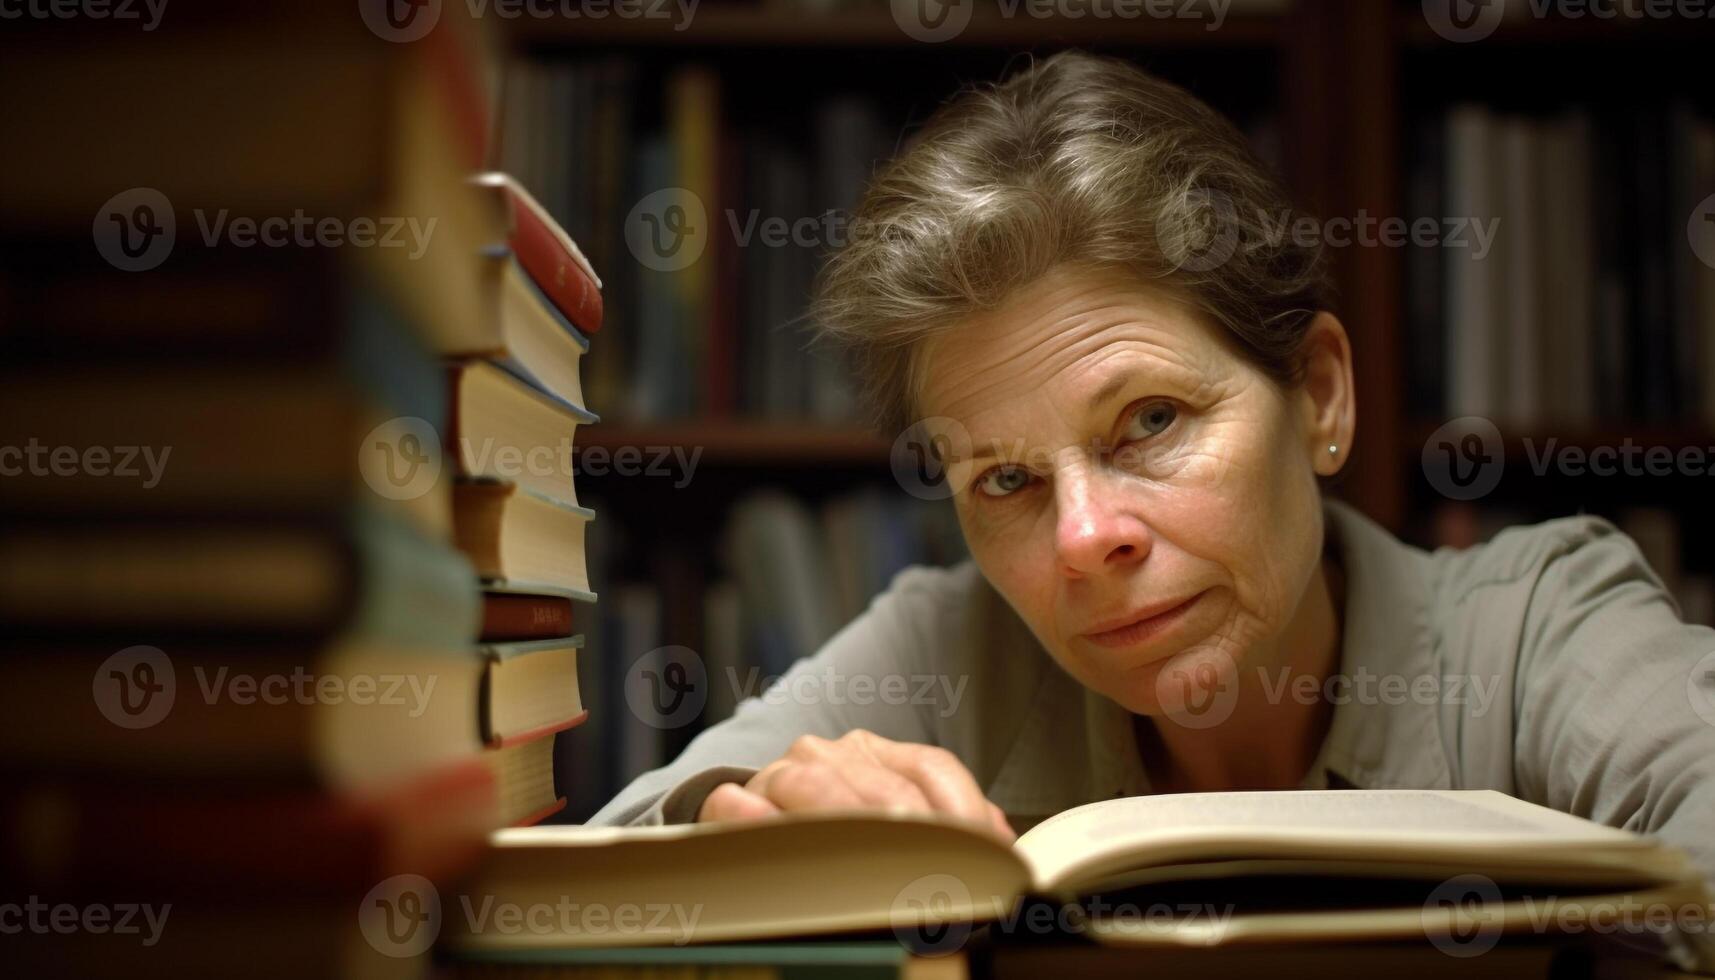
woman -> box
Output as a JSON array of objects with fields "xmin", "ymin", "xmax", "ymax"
[{"xmin": 592, "ymin": 52, "xmax": 1715, "ymax": 910}]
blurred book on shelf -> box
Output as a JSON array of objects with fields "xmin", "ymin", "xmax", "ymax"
[
  {"xmin": 494, "ymin": 56, "xmax": 907, "ymax": 425},
  {"xmin": 1408, "ymin": 99, "xmax": 1713, "ymax": 619},
  {"xmin": 1412, "ymin": 103, "xmax": 1715, "ymax": 430}
]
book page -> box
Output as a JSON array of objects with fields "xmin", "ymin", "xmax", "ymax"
[{"xmin": 1015, "ymin": 790, "xmax": 1655, "ymax": 894}]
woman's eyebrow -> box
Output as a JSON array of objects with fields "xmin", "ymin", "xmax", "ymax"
[
  {"xmin": 1088, "ymin": 372, "xmax": 1134, "ymax": 413},
  {"xmin": 962, "ymin": 371, "xmax": 1141, "ymax": 464}
]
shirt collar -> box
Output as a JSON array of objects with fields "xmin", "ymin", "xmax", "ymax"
[
  {"xmin": 983, "ymin": 499, "xmax": 1450, "ymax": 819},
  {"xmin": 1311, "ymin": 499, "xmax": 1452, "ymax": 791}
]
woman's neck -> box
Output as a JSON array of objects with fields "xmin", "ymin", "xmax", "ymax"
[{"xmin": 1138, "ymin": 553, "xmax": 1346, "ymax": 794}]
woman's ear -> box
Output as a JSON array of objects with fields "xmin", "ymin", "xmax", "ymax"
[{"xmin": 1298, "ymin": 313, "xmax": 1356, "ymax": 476}]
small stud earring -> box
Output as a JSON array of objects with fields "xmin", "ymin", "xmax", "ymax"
[{"xmin": 1327, "ymin": 444, "xmax": 1338, "ymax": 455}]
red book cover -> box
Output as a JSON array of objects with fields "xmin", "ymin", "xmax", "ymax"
[{"xmin": 473, "ymin": 173, "xmax": 604, "ymax": 335}]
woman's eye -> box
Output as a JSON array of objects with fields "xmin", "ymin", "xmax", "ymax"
[
  {"xmin": 976, "ymin": 466, "xmax": 1032, "ymax": 498},
  {"xmin": 1125, "ymin": 402, "xmax": 1177, "ymax": 440}
]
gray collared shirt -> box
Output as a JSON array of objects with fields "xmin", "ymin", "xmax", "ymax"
[{"xmin": 592, "ymin": 501, "xmax": 1715, "ymax": 958}]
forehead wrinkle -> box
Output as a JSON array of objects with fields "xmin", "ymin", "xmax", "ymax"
[
  {"xmin": 920, "ymin": 268, "xmax": 1232, "ymax": 423},
  {"xmin": 937, "ymin": 321, "xmax": 1215, "ymax": 426}
]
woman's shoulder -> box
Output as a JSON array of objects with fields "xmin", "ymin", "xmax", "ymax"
[
  {"xmin": 1428, "ymin": 512, "xmax": 1653, "ymax": 595},
  {"xmin": 1422, "ymin": 512, "xmax": 1677, "ymax": 642}
]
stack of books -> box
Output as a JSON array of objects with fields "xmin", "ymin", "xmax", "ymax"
[
  {"xmin": 448, "ymin": 171, "xmax": 604, "ymax": 828},
  {"xmin": 0, "ymin": 6, "xmax": 526, "ymax": 977}
]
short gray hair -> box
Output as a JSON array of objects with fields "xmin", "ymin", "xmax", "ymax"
[{"xmin": 812, "ymin": 50, "xmax": 1333, "ymax": 436}]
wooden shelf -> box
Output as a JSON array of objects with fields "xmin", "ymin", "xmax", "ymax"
[
  {"xmin": 577, "ymin": 422, "xmax": 891, "ymax": 464},
  {"xmin": 509, "ymin": 7, "xmax": 1284, "ymax": 48}
]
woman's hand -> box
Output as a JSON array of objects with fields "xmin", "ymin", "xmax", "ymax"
[{"xmin": 696, "ymin": 730, "xmax": 1015, "ymax": 842}]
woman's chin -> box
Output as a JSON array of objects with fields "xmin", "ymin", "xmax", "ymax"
[{"xmin": 1104, "ymin": 644, "xmax": 1245, "ymax": 719}]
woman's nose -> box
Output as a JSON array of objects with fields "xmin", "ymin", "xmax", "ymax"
[{"xmin": 1053, "ymin": 461, "xmax": 1151, "ymax": 578}]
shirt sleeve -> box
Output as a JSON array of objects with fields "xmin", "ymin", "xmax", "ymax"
[
  {"xmin": 585, "ymin": 564, "xmax": 971, "ymax": 827},
  {"xmin": 1509, "ymin": 518, "xmax": 1715, "ymax": 966}
]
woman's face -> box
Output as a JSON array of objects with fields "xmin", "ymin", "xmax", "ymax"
[{"xmin": 917, "ymin": 266, "xmax": 1349, "ymax": 718}]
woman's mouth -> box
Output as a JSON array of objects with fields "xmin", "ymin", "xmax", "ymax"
[{"xmin": 1080, "ymin": 590, "xmax": 1208, "ymax": 649}]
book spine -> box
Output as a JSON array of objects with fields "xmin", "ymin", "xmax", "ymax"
[
  {"xmin": 480, "ymin": 592, "xmax": 575, "ymax": 641},
  {"xmin": 507, "ymin": 188, "xmax": 605, "ymax": 335}
]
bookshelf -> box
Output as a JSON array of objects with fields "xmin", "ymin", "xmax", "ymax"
[
  {"xmin": 509, "ymin": 0, "xmax": 1712, "ymax": 522},
  {"xmin": 498, "ymin": 0, "xmax": 1715, "ymax": 814}
]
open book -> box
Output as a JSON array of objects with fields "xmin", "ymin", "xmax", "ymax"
[{"xmin": 449, "ymin": 790, "xmax": 1708, "ymax": 957}]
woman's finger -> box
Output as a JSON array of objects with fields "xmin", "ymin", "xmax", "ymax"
[
  {"xmin": 866, "ymin": 739, "xmax": 998, "ymax": 832},
  {"xmin": 749, "ymin": 760, "xmax": 866, "ymax": 813},
  {"xmin": 987, "ymin": 801, "xmax": 1017, "ymax": 842},
  {"xmin": 698, "ymin": 781, "xmax": 782, "ymax": 823},
  {"xmin": 838, "ymin": 761, "xmax": 936, "ymax": 815}
]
